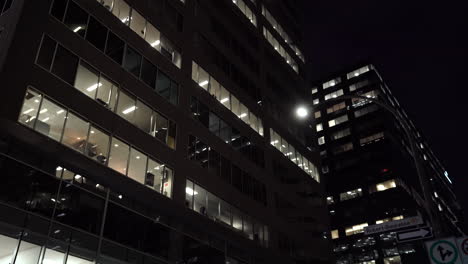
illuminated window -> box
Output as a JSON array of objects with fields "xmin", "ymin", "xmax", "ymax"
[
  {"xmin": 345, "ymin": 223, "xmax": 368, "ymax": 236},
  {"xmin": 376, "ymin": 216, "xmax": 403, "ymax": 225},
  {"xmin": 360, "ymin": 132, "xmax": 384, "ymax": 146},
  {"xmin": 383, "ymin": 256, "xmax": 401, "ymax": 264},
  {"xmin": 370, "ymin": 179, "xmax": 397, "ymax": 193},
  {"xmin": 326, "ymin": 102, "xmax": 346, "ymax": 114},
  {"xmin": 314, "ymin": 111, "xmax": 321, "ymax": 119},
  {"xmin": 347, "ymin": 65, "xmax": 371, "ymax": 79},
  {"xmin": 313, "ymin": 99, "xmax": 319, "ymax": 105},
  {"xmin": 331, "ymin": 229, "xmax": 339, "ymax": 239},
  {"xmin": 328, "ymin": 115, "xmax": 348, "ymax": 127},
  {"xmin": 316, "ymin": 123, "xmax": 323, "ymax": 132},
  {"xmin": 323, "ymin": 78, "xmax": 341, "ymax": 89},
  {"xmin": 324, "ymin": 89, "xmax": 344, "ymax": 100},
  {"xmin": 311, "ymin": 88, "xmax": 318, "ymax": 94},
  {"xmin": 318, "ymin": 136, "xmax": 325, "ymax": 145},
  {"xmin": 326, "ymin": 196, "xmax": 335, "ymax": 205},
  {"xmin": 340, "ymin": 188, "xmax": 363, "ymax": 201}
]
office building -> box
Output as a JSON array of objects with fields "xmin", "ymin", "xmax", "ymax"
[
  {"xmin": 0, "ymin": 0, "xmax": 331, "ymax": 263},
  {"xmin": 309, "ymin": 64, "xmax": 465, "ymax": 264}
]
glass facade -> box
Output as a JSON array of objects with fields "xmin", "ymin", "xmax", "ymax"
[
  {"xmin": 192, "ymin": 61, "xmax": 264, "ymax": 136},
  {"xmin": 190, "ymin": 97, "xmax": 265, "ymax": 168},
  {"xmin": 49, "ymin": 2, "xmax": 181, "ymax": 103},
  {"xmin": 36, "ymin": 36, "xmax": 177, "ymax": 149},
  {"xmin": 232, "ymin": 0, "xmax": 257, "ymax": 26},
  {"xmin": 269, "ymin": 129, "xmax": 319, "ymax": 182},
  {"xmin": 74, "ymin": 0, "xmax": 183, "ymax": 67},
  {"xmin": 262, "ymin": 27, "xmax": 299, "ymax": 73},
  {"xmin": 0, "ymin": 153, "xmax": 230, "ymax": 264},
  {"xmin": 188, "ymin": 135, "xmax": 267, "ymax": 205},
  {"xmin": 18, "ymin": 88, "xmax": 174, "ymax": 198},
  {"xmin": 185, "ymin": 180, "xmax": 268, "ymax": 247},
  {"xmin": 261, "ymin": 5, "xmax": 304, "ymax": 63}
]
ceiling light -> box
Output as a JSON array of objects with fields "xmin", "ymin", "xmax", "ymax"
[
  {"xmin": 185, "ymin": 187, "xmax": 198, "ymax": 196},
  {"xmin": 23, "ymin": 108, "xmax": 34, "ymax": 114},
  {"xmin": 151, "ymin": 40, "xmax": 161, "ymax": 47},
  {"xmin": 239, "ymin": 113, "xmax": 247, "ymax": 118},
  {"xmin": 74, "ymin": 175, "xmax": 82, "ymax": 180},
  {"xmin": 56, "ymin": 109, "xmax": 64, "ymax": 114},
  {"xmin": 86, "ymin": 83, "xmax": 103, "ymax": 92},
  {"xmin": 42, "ymin": 117, "xmax": 49, "ymax": 122},
  {"xmin": 220, "ymin": 97, "xmax": 229, "ymax": 103},
  {"xmin": 199, "ymin": 80, "xmax": 209, "ymax": 87},
  {"xmin": 39, "ymin": 108, "xmax": 48, "ymax": 114},
  {"xmin": 56, "ymin": 166, "xmax": 62, "ymax": 171},
  {"xmin": 122, "ymin": 106, "xmax": 136, "ymax": 114},
  {"xmin": 73, "ymin": 26, "xmax": 82, "ymax": 33},
  {"xmin": 34, "ymin": 99, "xmax": 40, "ymax": 103},
  {"xmin": 114, "ymin": 144, "xmax": 119, "ymax": 147},
  {"xmin": 90, "ymin": 130, "xmax": 95, "ymax": 134}
]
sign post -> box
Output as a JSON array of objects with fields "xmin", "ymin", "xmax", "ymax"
[
  {"xmin": 456, "ymin": 237, "xmax": 468, "ymax": 264},
  {"xmin": 426, "ymin": 238, "xmax": 462, "ymax": 264},
  {"xmin": 364, "ymin": 216, "xmax": 423, "ymax": 235}
]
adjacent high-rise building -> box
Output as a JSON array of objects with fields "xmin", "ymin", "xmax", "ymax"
[
  {"xmin": 309, "ymin": 63, "xmax": 465, "ymax": 264},
  {"xmin": 0, "ymin": 0, "xmax": 331, "ymax": 263}
]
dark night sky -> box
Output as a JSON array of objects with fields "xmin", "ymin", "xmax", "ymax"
[{"xmin": 302, "ymin": 0, "xmax": 468, "ymax": 228}]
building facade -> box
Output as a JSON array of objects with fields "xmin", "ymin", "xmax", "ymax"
[
  {"xmin": 0, "ymin": 0, "xmax": 331, "ymax": 263},
  {"xmin": 309, "ymin": 64, "xmax": 465, "ymax": 264}
]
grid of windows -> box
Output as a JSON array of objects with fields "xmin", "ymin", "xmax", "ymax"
[
  {"xmin": 0, "ymin": 154, "xmax": 236, "ymax": 263},
  {"xmin": 270, "ymin": 129, "xmax": 320, "ymax": 182},
  {"xmin": 49, "ymin": 4, "xmax": 183, "ymax": 104},
  {"xmin": 186, "ymin": 180, "xmax": 269, "ymax": 247},
  {"xmin": 36, "ymin": 36, "xmax": 177, "ymax": 149},
  {"xmin": 87, "ymin": 0, "xmax": 182, "ymax": 67},
  {"xmin": 262, "ymin": 27, "xmax": 299, "ymax": 73},
  {"xmin": 191, "ymin": 97, "xmax": 265, "ymax": 168},
  {"xmin": 192, "ymin": 61, "xmax": 263, "ymax": 136},
  {"xmin": 347, "ymin": 65, "xmax": 371, "ymax": 79},
  {"xmin": 261, "ymin": 5, "xmax": 304, "ymax": 63},
  {"xmin": 188, "ymin": 135, "xmax": 267, "ymax": 205},
  {"xmin": 18, "ymin": 88, "xmax": 174, "ymax": 198},
  {"xmin": 232, "ymin": 0, "xmax": 257, "ymax": 26}
]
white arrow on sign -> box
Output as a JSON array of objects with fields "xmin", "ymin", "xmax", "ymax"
[
  {"xmin": 399, "ymin": 228, "xmax": 430, "ymax": 240},
  {"xmin": 397, "ymin": 227, "xmax": 433, "ymax": 243}
]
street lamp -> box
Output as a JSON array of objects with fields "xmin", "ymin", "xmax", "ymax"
[
  {"xmin": 296, "ymin": 94, "xmax": 441, "ymax": 236},
  {"xmin": 296, "ymin": 106, "xmax": 309, "ymax": 119}
]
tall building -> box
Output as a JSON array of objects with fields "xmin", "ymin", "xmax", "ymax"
[
  {"xmin": 309, "ymin": 63, "xmax": 465, "ymax": 264},
  {"xmin": 0, "ymin": 0, "xmax": 331, "ymax": 263}
]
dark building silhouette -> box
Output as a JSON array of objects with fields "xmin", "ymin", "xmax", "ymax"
[
  {"xmin": 309, "ymin": 63, "xmax": 465, "ymax": 264},
  {"xmin": 0, "ymin": 0, "xmax": 331, "ymax": 263}
]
